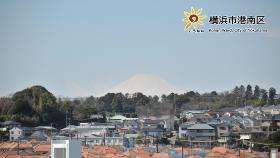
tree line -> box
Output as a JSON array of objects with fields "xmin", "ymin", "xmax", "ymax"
[{"xmin": 0, "ymin": 85, "xmax": 279, "ymax": 128}]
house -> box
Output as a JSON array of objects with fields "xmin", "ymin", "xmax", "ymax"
[
  {"xmin": 142, "ymin": 127, "xmax": 164, "ymax": 137},
  {"xmin": 29, "ymin": 131, "xmax": 48, "ymax": 141},
  {"xmin": 142, "ymin": 119, "xmax": 165, "ymax": 129},
  {"xmin": 61, "ymin": 122, "xmax": 121, "ymax": 140},
  {"xmin": 219, "ymin": 115, "xmax": 237, "ymax": 125},
  {"xmin": 178, "ymin": 122, "xmax": 194, "ymax": 138},
  {"xmin": 123, "ymin": 120, "xmax": 139, "ymax": 130},
  {"xmin": 86, "ymin": 136, "xmax": 123, "ymax": 146},
  {"xmin": 1, "ymin": 121, "xmax": 21, "ymax": 129},
  {"xmin": 76, "ymin": 126, "xmax": 107, "ymax": 138},
  {"xmin": 215, "ymin": 122, "xmax": 238, "ymax": 147},
  {"xmin": 123, "ymin": 134, "xmax": 138, "ymax": 148},
  {"xmin": 108, "ymin": 115, "xmax": 138, "ymax": 123},
  {"xmin": 261, "ymin": 105, "xmax": 280, "ymax": 115},
  {"xmin": 261, "ymin": 114, "xmax": 280, "ymax": 135},
  {"xmin": 249, "ymin": 107, "xmax": 262, "ymax": 117},
  {"xmin": 184, "ymin": 123, "xmax": 216, "ymax": 148},
  {"xmin": 90, "ymin": 114, "xmax": 103, "ymax": 119},
  {"xmin": 240, "ymin": 117, "xmax": 254, "ymax": 128},
  {"xmin": 253, "ymin": 113, "xmax": 265, "ymax": 120},
  {"xmin": 90, "ymin": 122, "xmax": 117, "ymax": 136},
  {"xmin": 239, "ymin": 117, "xmax": 262, "ymax": 133},
  {"xmin": 235, "ymin": 106, "xmax": 254, "ymax": 116},
  {"xmin": 180, "ymin": 110, "xmax": 208, "ymax": 119},
  {"xmin": 218, "ymin": 132, "xmax": 238, "ymax": 147},
  {"xmin": 9, "ymin": 127, "xmax": 32, "ymax": 141},
  {"xmin": 141, "ymin": 119, "xmax": 165, "ymax": 137},
  {"xmin": 157, "ymin": 115, "xmax": 180, "ymax": 130},
  {"xmin": 34, "ymin": 126, "xmax": 57, "ymax": 134},
  {"xmin": 239, "ymin": 128, "xmax": 265, "ymax": 142},
  {"xmin": 189, "ymin": 113, "xmax": 212, "ymax": 123},
  {"xmin": 217, "ymin": 122, "xmax": 232, "ymax": 138}
]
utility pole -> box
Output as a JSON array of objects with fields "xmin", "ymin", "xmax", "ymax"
[
  {"xmin": 17, "ymin": 138, "xmax": 20, "ymax": 155},
  {"xmin": 65, "ymin": 110, "xmax": 68, "ymax": 128},
  {"xmin": 156, "ymin": 136, "xmax": 159, "ymax": 153},
  {"xmin": 238, "ymin": 147, "xmax": 240, "ymax": 157},
  {"xmin": 84, "ymin": 136, "xmax": 88, "ymax": 146},
  {"xmin": 103, "ymin": 129, "xmax": 106, "ymax": 146},
  {"xmin": 68, "ymin": 116, "xmax": 71, "ymax": 137},
  {"xmin": 210, "ymin": 136, "xmax": 212, "ymax": 149},
  {"xmin": 181, "ymin": 141, "xmax": 184, "ymax": 158},
  {"xmin": 50, "ymin": 123, "xmax": 53, "ymax": 139},
  {"xmin": 172, "ymin": 94, "xmax": 176, "ymax": 131},
  {"xmin": 145, "ymin": 135, "xmax": 147, "ymax": 146}
]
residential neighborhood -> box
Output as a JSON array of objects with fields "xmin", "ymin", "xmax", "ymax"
[{"xmin": 0, "ymin": 104, "xmax": 279, "ymax": 157}]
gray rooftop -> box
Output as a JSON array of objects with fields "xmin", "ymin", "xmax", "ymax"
[{"xmin": 188, "ymin": 124, "xmax": 214, "ymax": 130}]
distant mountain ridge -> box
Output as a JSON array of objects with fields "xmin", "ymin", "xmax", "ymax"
[{"xmin": 101, "ymin": 74, "xmax": 183, "ymax": 96}]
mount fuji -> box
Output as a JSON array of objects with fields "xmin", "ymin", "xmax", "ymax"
[{"xmin": 101, "ymin": 74, "xmax": 183, "ymax": 96}]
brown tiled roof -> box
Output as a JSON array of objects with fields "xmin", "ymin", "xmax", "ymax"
[
  {"xmin": 0, "ymin": 142, "xmax": 18, "ymax": 150},
  {"xmin": 129, "ymin": 147, "xmax": 151, "ymax": 158},
  {"xmin": 21, "ymin": 156, "xmax": 48, "ymax": 158},
  {"xmin": 19, "ymin": 143, "xmax": 32, "ymax": 149},
  {"xmin": 151, "ymin": 153, "xmax": 170, "ymax": 158},
  {"xmin": 211, "ymin": 147, "xmax": 233, "ymax": 155},
  {"xmin": 82, "ymin": 146, "xmax": 130, "ymax": 158},
  {"xmin": 188, "ymin": 156, "xmax": 202, "ymax": 158},
  {"xmin": 33, "ymin": 144, "xmax": 50, "ymax": 153}
]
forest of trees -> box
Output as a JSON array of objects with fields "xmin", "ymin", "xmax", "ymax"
[{"xmin": 0, "ymin": 85, "xmax": 279, "ymax": 129}]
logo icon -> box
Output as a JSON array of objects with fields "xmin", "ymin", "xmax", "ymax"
[{"xmin": 182, "ymin": 7, "xmax": 205, "ymax": 31}]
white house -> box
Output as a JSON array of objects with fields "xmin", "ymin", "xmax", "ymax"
[
  {"xmin": 86, "ymin": 137, "xmax": 123, "ymax": 146},
  {"xmin": 235, "ymin": 106, "xmax": 254, "ymax": 116},
  {"xmin": 61, "ymin": 123, "xmax": 118, "ymax": 139},
  {"xmin": 108, "ymin": 115, "xmax": 138, "ymax": 123},
  {"xmin": 180, "ymin": 110, "xmax": 208, "ymax": 119},
  {"xmin": 260, "ymin": 105, "xmax": 280, "ymax": 115},
  {"xmin": 270, "ymin": 105, "xmax": 280, "ymax": 115},
  {"xmin": 9, "ymin": 127, "xmax": 31, "ymax": 141}
]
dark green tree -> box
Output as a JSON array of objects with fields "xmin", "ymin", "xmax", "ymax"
[
  {"xmin": 245, "ymin": 85, "xmax": 253, "ymax": 100},
  {"xmin": 253, "ymin": 85, "xmax": 260, "ymax": 99},
  {"xmin": 268, "ymin": 87, "xmax": 276, "ymax": 105},
  {"xmin": 264, "ymin": 131, "xmax": 280, "ymax": 145},
  {"xmin": 211, "ymin": 91, "xmax": 218, "ymax": 95},
  {"xmin": 233, "ymin": 86, "xmax": 239, "ymax": 96},
  {"xmin": 260, "ymin": 89, "xmax": 268, "ymax": 106}
]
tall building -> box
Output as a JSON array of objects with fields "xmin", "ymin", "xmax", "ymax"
[{"xmin": 51, "ymin": 139, "xmax": 81, "ymax": 158}]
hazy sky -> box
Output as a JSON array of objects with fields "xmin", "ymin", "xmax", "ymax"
[{"xmin": 0, "ymin": 0, "xmax": 279, "ymax": 97}]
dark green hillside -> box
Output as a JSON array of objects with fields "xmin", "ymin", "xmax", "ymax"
[{"xmin": 0, "ymin": 86, "xmax": 70, "ymax": 128}]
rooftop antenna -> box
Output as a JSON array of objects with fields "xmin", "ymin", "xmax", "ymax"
[
  {"xmin": 65, "ymin": 110, "xmax": 68, "ymax": 128},
  {"xmin": 170, "ymin": 94, "xmax": 176, "ymax": 131}
]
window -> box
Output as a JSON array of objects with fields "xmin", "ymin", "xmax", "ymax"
[{"xmin": 54, "ymin": 148, "xmax": 66, "ymax": 158}]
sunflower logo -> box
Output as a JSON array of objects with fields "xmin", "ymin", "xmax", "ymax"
[{"xmin": 182, "ymin": 7, "xmax": 205, "ymax": 31}]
